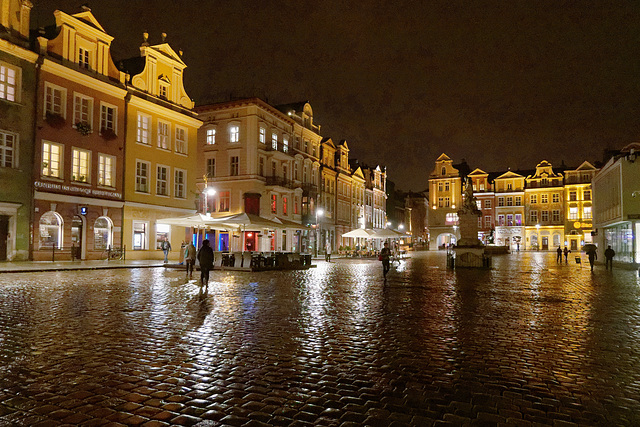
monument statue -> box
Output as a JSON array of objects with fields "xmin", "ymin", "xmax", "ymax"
[{"xmin": 456, "ymin": 179, "xmax": 483, "ymax": 247}]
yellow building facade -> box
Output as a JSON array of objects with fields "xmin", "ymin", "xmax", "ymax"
[
  {"xmin": 428, "ymin": 153, "xmax": 462, "ymax": 250},
  {"xmin": 524, "ymin": 161, "xmax": 564, "ymax": 251},
  {"xmin": 563, "ymin": 161, "xmax": 597, "ymax": 250},
  {"xmin": 119, "ymin": 36, "xmax": 201, "ymax": 260}
]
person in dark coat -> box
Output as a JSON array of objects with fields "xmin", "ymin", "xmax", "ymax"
[
  {"xmin": 380, "ymin": 242, "xmax": 392, "ymax": 279},
  {"xmin": 586, "ymin": 246, "xmax": 597, "ymax": 271},
  {"xmin": 197, "ymin": 239, "xmax": 214, "ymax": 287},
  {"xmin": 556, "ymin": 246, "xmax": 562, "ymax": 263},
  {"xmin": 604, "ymin": 245, "xmax": 615, "ymax": 270},
  {"xmin": 563, "ymin": 247, "xmax": 570, "ymax": 264}
]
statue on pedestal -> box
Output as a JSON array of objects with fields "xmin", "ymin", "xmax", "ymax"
[{"xmin": 456, "ymin": 179, "xmax": 483, "ymax": 247}]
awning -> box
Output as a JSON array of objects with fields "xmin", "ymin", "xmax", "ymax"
[{"xmin": 342, "ymin": 228, "xmax": 375, "ymax": 238}]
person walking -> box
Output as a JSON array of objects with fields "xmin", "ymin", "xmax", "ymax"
[
  {"xmin": 563, "ymin": 247, "xmax": 570, "ymax": 264},
  {"xmin": 586, "ymin": 245, "xmax": 597, "ymax": 271},
  {"xmin": 179, "ymin": 241, "xmax": 186, "ymax": 265},
  {"xmin": 604, "ymin": 245, "xmax": 615, "ymax": 270},
  {"xmin": 197, "ymin": 239, "xmax": 214, "ymax": 287},
  {"xmin": 325, "ymin": 242, "xmax": 331, "ymax": 262},
  {"xmin": 184, "ymin": 241, "xmax": 197, "ymax": 278},
  {"xmin": 160, "ymin": 237, "xmax": 172, "ymax": 263},
  {"xmin": 556, "ymin": 246, "xmax": 562, "ymax": 263},
  {"xmin": 380, "ymin": 242, "xmax": 391, "ymax": 279}
]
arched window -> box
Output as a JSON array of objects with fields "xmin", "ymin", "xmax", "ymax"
[
  {"xmin": 94, "ymin": 216, "xmax": 113, "ymax": 250},
  {"xmin": 39, "ymin": 211, "xmax": 63, "ymax": 249}
]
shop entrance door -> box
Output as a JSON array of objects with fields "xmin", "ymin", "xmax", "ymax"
[
  {"xmin": 71, "ymin": 216, "xmax": 83, "ymax": 259},
  {"xmin": 541, "ymin": 236, "xmax": 549, "ymax": 250},
  {"xmin": 0, "ymin": 216, "xmax": 8, "ymax": 261}
]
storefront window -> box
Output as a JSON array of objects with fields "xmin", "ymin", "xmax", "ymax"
[
  {"xmin": 155, "ymin": 223, "xmax": 170, "ymax": 249},
  {"xmin": 94, "ymin": 217, "xmax": 113, "ymax": 250},
  {"xmin": 133, "ymin": 221, "xmax": 147, "ymax": 250},
  {"xmin": 39, "ymin": 211, "xmax": 63, "ymax": 249}
]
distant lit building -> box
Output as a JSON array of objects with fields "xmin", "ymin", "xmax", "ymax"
[
  {"xmin": 493, "ymin": 171, "xmax": 525, "ymax": 250},
  {"xmin": 467, "ymin": 168, "xmax": 495, "ymax": 245},
  {"xmin": 524, "ymin": 161, "xmax": 564, "ymax": 251},
  {"xmin": 428, "ymin": 153, "xmax": 462, "ymax": 249},
  {"xmin": 563, "ymin": 161, "xmax": 598, "ymax": 251},
  {"xmin": 592, "ymin": 143, "xmax": 640, "ymax": 266}
]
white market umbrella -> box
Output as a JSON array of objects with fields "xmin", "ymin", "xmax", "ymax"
[
  {"xmin": 370, "ymin": 228, "xmax": 404, "ymax": 239},
  {"xmin": 342, "ymin": 228, "xmax": 375, "ymax": 238}
]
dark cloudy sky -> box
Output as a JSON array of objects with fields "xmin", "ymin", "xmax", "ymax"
[{"xmin": 33, "ymin": 1, "xmax": 640, "ymax": 191}]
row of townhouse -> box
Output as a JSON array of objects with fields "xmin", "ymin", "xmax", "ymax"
[
  {"xmin": 428, "ymin": 153, "xmax": 599, "ymax": 252},
  {"xmin": 0, "ymin": 3, "xmax": 388, "ymax": 261},
  {"xmin": 1, "ymin": 5, "xmax": 200, "ymax": 261},
  {"xmin": 195, "ymin": 98, "xmax": 387, "ymax": 255}
]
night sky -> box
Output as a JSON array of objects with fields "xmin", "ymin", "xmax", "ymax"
[{"xmin": 33, "ymin": 1, "xmax": 640, "ymax": 191}]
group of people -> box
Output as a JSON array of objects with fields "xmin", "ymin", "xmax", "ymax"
[{"xmin": 556, "ymin": 244, "xmax": 616, "ymax": 272}]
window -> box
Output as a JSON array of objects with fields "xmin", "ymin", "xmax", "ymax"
[
  {"xmin": 438, "ymin": 182, "xmax": 443, "ymax": 191},
  {"xmin": 157, "ymin": 120, "xmax": 170, "ymax": 149},
  {"xmin": 156, "ymin": 165, "xmax": 169, "ymax": 196},
  {"xmin": 42, "ymin": 141, "xmax": 62, "ymax": 178},
  {"xmin": 259, "ymin": 157, "xmax": 264, "ymax": 177},
  {"xmin": 498, "ymin": 215, "xmax": 505, "ymax": 226},
  {"xmin": 283, "ymin": 136, "xmax": 289, "ymax": 153},
  {"xmin": 271, "ymin": 194, "xmax": 277, "ymax": 213},
  {"xmin": 174, "ymin": 169, "xmax": 186, "ymax": 198},
  {"xmin": 541, "ymin": 210, "xmax": 549, "ymax": 222},
  {"xmin": 206, "ymin": 128, "xmax": 216, "ymax": 145},
  {"xmin": 294, "ymin": 197, "xmax": 299, "ymax": 214},
  {"xmin": 444, "ymin": 197, "xmax": 450, "ymax": 207},
  {"xmin": 0, "ymin": 63, "xmax": 18, "ymax": 102},
  {"xmin": 100, "ymin": 103, "xmax": 116, "ymax": 133},
  {"xmin": 569, "ymin": 191, "xmax": 576, "ymax": 201},
  {"xmin": 175, "ymin": 127, "xmax": 187, "ymax": 154},
  {"xmin": 135, "ymin": 160, "xmax": 149, "ymax": 193},
  {"xmin": 73, "ymin": 94, "xmax": 93, "ymax": 127},
  {"xmin": 133, "ymin": 221, "xmax": 147, "ymax": 250},
  {"xmin": 45, "ymin": 83, "xmax": 65, "ymax": 117},
  {"xmin": 552, "ymin": 210, "xmax": 560, "ymax": 222},
  {"xmin": 438, "ymin": 197, "xmax": 443, "ymax": 208},
  {"xmin": 441, "ymin": 167, "xmax": 446, "ymax": 175},
  {"xmin": 530, "ymin": 194, "xmax": 537, "ymax": 204},
  {"xmin": 271, "ymin": 161, "xmax": 276, "ymax": 177},
  {"xmin": 507, "ymin": 183, "xmax": 512, "ymax": 190},
  {"xmin": 484, "ymin": 199, "xmax": 491, "ymax": 208},
  {"xmin": 206, "ymin": 158, "xmax": 215, "ymax": 177},
  {"xmin": 219, "ymin": 191, "xmax": 230, "ymax": 212},
  {"xmin": 230, "ymin": 156, "xmax": 239, "ymax": 176},
  {"xmin": 445, "ymin": 182, "xmax": 450, "ymax": 191},
  {"xmin": 78, "ymin": 47, "xmax": 90, "ymax": 69},
  {"xmin": 136, "ymin": 114, "xmax": 150, "ymax": 145},
  {"xmin": 552, "ymin": 193, "xmax": 560, "ymax": 203},
  {"xmin": 94, "ymin": 217, "xmax": 112, "ymax": 250},
  {"xmin": 259, "ymin": 127, "xmax": 266, "ymax": 144},
  {"xmin": 507, "ymin": 214, "xmax": 513, "ymax": 226},
  {"xmin": 72, "ymin": 148, "xmax": 90, "ymax": 183},
  {"xmin": 515, "ymin": 196, "xmax": 522, "ymax": 206},
  {"xmin": 283, "ymin": 197, "xmax": 288, "ymax": 215},
  {"xmin": 506, "ymin": 197, "xmax": 513, "ymax": 206},
  {"xmin": 498, "ymin": 197, "xmax": 504, "ymax": 207},
  {"xmin": 98, "ymin": 154, "xmax": 115, "ymax": 187},
  {"xmin": 154, "ymin": 223, "xmax": 171, "ymax": 250},
  {"xmin": 583, "ymin": 206, "xmax": 592, "ymax": 219},
  {"xmin": 515, "ymin": 214, "xmax": 522, "ymax": 225},
  {"xmin": 159, "ymin": 83, "xmax": 168, "ymax": 100},
  {"xmin": 569, "ymin": 206, "xmax": 578, "ymax": 220},
  {"xmin": 445, "ymin": 213, "xmax": 458, "ymax": 224},
  {"xmin": 584, "ymin": 190, "xmax": 591, "ymax": 201},
  {"xmin": 541, "ymin": 194, "xmax": 548, "ymax": 204},
  {"xmin": 484, "ymin": 216, "xmax": 491, "ymax": 227},
  {"xmin": 283, "ymin": 164, "xmax": 288, "ymax": 180},
  {"xmin": 271, "ymin": 132, "xmax": 278, "ymax": 150},
  {"xmin": 476, "ymin": 200, "xmax": 482, "ymax": 210},
  {"xmin": 39, "ymin": 211, "xmax": 63, "ymax": 249},
  {"xmin": 0, "ymin": 130, "xmax": 17, "ymax": 168},
  {"xmin": 530, "ymin": 210, "xmax": 538, "ymax": 223},
  {"xmin": 294, "ymin": 163, "xmax": 298, "ymax": 181},
  {"xmin": 229, "ymin": 125, "xmax": 240, "ymax": 143}
]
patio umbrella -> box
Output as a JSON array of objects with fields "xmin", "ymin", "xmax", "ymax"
[
  {"xmin": 370, "ymin": 228, "xmax": 404, "ymax": 239},
  {"xmin": 342, "ymin": 228, "xmax": 374, "ymax": 238},
  {"xmin": 157, "ymin": 213, "xmax": 229, "ymax": 229}
]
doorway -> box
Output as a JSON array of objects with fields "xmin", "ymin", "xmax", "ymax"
[
  {"xmin": 0, "ymin": 215, "xmax": 8, "ymax": 261},
  {"xmin": 71, "ymin": 215, "xmax": 84, "ymax": 259},
  {"xmin": 541, "ymin": 236, "xmax": 549, "ymax": 250}
]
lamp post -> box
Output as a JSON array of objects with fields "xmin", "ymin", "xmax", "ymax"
[
  {"xmin": 202, "ymin": 174, "xmax": 216, "ymax": 215},
  {"xmin": 315, "ymin": 208, "xmax": 324, "ymax": 257}
]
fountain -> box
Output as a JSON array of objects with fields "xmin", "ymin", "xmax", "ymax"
[{"xmin": 452, "ymin": 179, "xmax": 491, "ymax": 268}]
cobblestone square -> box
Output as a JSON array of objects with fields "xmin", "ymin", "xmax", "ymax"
[{"xmin": 0, "ymin": 252, "xmax": 639, "ymax": 426}]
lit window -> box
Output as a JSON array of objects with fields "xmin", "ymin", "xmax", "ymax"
[
  {"xmin": 0, "ymin": 130, "xmax": 17, "ymax": 168},
  {"xmin": 498, "ymin": 215, "xmax": 504, "ymax": 226},
  {"xmin": 283, "ymin": 136, "xmax": 289, "ymax": 153},
  {"xmin": 583, "ymin": 206, "xmax": 592, "ymax": 219},
  {"xmin": 445, "ymin": 213, "xmax": 458, "ymax": 224},
  {"xmin": 219, "ymin": 191, "xmax": 230, "ymax": 212},
  {"xmin": 283, "ymin": 197, "xmax": 288, "ymax": 215},
  {"xmin": 206, "ymin": 128, "xmax": 216, "ymax": 145},
  {"xmin": 0, "ymin": 63, "xmax": 19, "ymax": 102},
  {"xmin": 569, "ymin": 207, "xmax": 578, "ymax": 220},
  {"xmin": 157, "ymin": 121, "xmax": 170, "ymax": 149},
  {"xmin": 507, "ymin": 214, "xmax": 513, "ymax": 226},
  {"xmin": 271, "ymin": 194, "xmax": 277, "ymax": 213},
  {"xmin": 175, "ymin": 127, "xmax": 187, "ymax": 154},
  {"xmin": 72, "ymin": 148, "xmax": 90, "ymax": 182},
  {"xmin": 156, "ymin": 165, "xmax": 169, "ymax": 196},
  {"xmin": 42, "ymin": 141, "xmax": 62, "ymax": 178},
  {"xmin": 94, "ymin": 217, "xmax": 112, "ymax": 250},
  {"xmin": 159, "ymin": 83, "xmax": 169, "ymax": 100},
  {"xmin": 229, "ymin": 125, "xmax": 240, "ymax": 143},
  {"xmin": 515, "ymin": 214, "xmax": 522, "ymax": 225},
  {"xmin": 132, "ymin": 221, "xmax": 147, "ymax": 250},
  {"xmin": 73, "ymin": 94, "xmax": 93, "ymax": 127},
  {"xmin": 135, "ymin": 161, "xmax": 149, "ymax": 193},
  {"xmin": 39, "ymin": 211, "xmax": 63, "ymax": 249},
  {"xmin": 78, "ymin": 47, "xmax": 90, "ymax": 69},
  {"xmin": 100, "ymin": 104, "xmax": 116, "ymax": 133},
  {"xmin": 259, "ymin": 127, "xmax": 266, "ymax": 144},
  {"xmin": 272, "ymin": 132, "xmax": 278, "ymax": 150},
  {"xmin": 98, "ymin": 154, "xmax": 115, "ymax": 187},
  {"xmin": 174, "ymin": 169, "xmax": 186, "ymax": 198},
  {"xmin": 136, "ymin": 114, "xmax": 150, "ymax": 144}
]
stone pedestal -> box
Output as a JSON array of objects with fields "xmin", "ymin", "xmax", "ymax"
[
  {"xmin": 450, "ymin": 179, "xmax": 491, "ymax": 268},
  {"xmin": 453, "ymin": 247, "xmax": 489, "ymax": 268}
]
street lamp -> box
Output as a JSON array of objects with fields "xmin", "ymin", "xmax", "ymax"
[
  {"xmin": 202, "ymin": 174, "xmax": 216, "ymax": 215},
  {"xmin": 315, "ymin": 208, "xmax": 324, "ymax": 257},
  {"xmin": 399, "ymin": 224, "xmax": 405, "ymax": 231}
]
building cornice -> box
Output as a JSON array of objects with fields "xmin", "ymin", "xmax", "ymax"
[
  {"xmin": 0, "ymin": 38, "xmax": 39, "ymax": 62},
  {"xmin": 128, "ymin": 94, "xmax": 202, "ymax": 127},
  {"xmin": 41, "ymin": 58, "xmax": 126, "ymax": 97}
]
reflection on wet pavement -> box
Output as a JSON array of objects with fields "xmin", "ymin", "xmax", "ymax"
[{"xmin": 0, "ymin": 251, "xmax": 639, "ymax": 425}]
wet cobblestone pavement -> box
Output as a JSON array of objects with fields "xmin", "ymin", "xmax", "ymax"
[{"xmin": 1, "ymin": 252, "xmax": 639, "ymax": 426}]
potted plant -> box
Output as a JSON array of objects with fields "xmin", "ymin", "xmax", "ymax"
[
  {"xmin": 100, "ymin": 127, "xmax": 117, "ymax": 140},
  {"xmin": 75, "ymin": 121, "xmax": 92, "ymax": 136},
  {"xmin": 45, "ymin": 111, "xmax": 66, "ymax": 128}
]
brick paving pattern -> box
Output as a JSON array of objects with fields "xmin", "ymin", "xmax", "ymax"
[{"xmin": 0, "ymin": 251, "xmax": 639, "ymax": 426}]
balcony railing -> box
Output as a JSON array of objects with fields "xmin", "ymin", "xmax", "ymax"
[
  {"xmin": 265, "ymin": 142, "xmax": 291, "ymax": 154},
  {"xmin": 266, "ymin": 176, "xmax": 303, "ymax": 189}
]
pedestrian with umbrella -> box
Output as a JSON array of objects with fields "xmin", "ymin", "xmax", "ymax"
[{"xmin": 584, "ymin": 244, "xmax": 597, "ymax": 271}]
